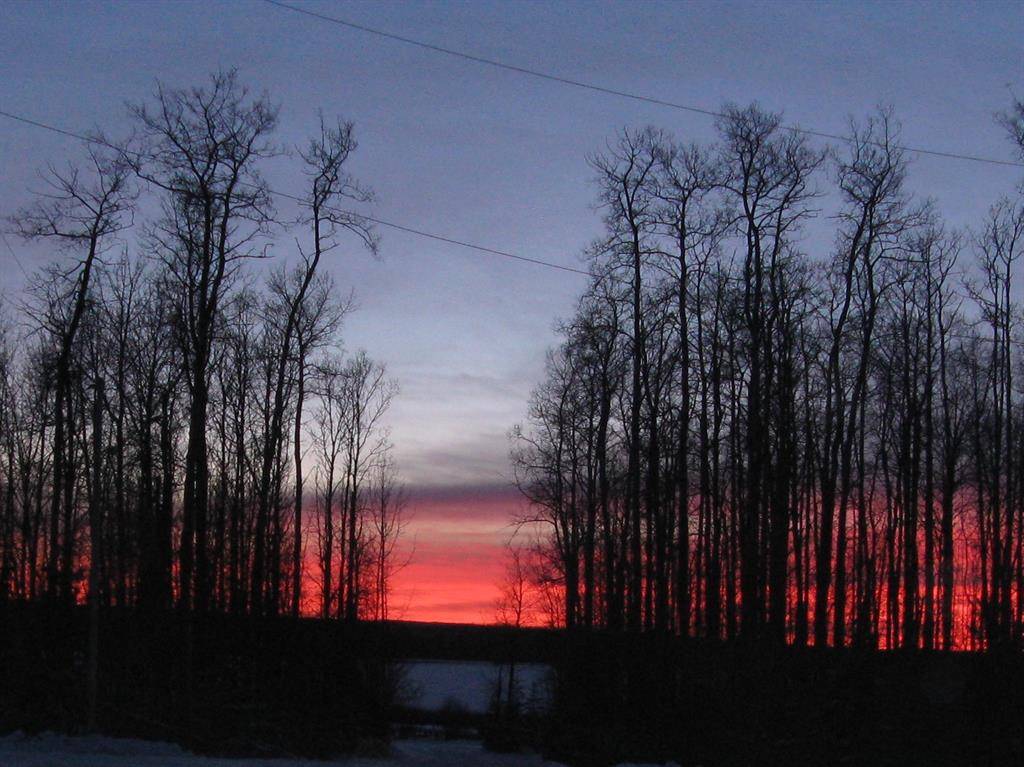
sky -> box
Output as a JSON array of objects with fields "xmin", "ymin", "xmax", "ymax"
[{"xmin": 1, "ymin": 0, "xmax": 1022, "ymax": 623}]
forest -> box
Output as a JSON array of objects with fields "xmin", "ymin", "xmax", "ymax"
[
  {"xmin": 512, "ymin": 99, "xmax": 1024, "ymax": 651},
  {"xmin": 0, "ymin": 71, "xmax": 408, "ymax": 624}
]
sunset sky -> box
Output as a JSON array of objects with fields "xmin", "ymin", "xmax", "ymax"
[{"xmin": 2, "ymin": 0, "xmax": 1022, "ymax": 623}]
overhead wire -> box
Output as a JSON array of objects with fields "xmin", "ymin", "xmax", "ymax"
[
  {"xmin": 0, "ymin": 108, "xmax": 591, "ymax": 277},
  {"xmin": 260, "ymin": 0, "xmax": 1024, "ymax": 170},
  {"xmin": 4, "ymin": 107, "xmax": 1022, "ymax": 346}
]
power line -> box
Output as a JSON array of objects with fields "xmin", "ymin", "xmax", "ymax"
[
  {"xmin": 0, "ymin": 108, "xmax": 590, "ymax": 277},
  {"xmin": 0, "ymin": 110, "xmax": 107, "ymax": 145},
  {"xmin": 6, "ymin": 111, "xmax": 1024, "ymax": 348},
  {"xmin": 341, "ymin": 213, "xmax": 590, "ymax": 275},
  {"xmin": 260, "ymin": 0, "xmax": 1024, "ymax": 170},
  {"xmin": 0, "ymin": 232, "xmax": 29, "ymax": 282},
  {"xmin": 265, "ymin": 182, "xmax": 589, "ymax": 275}
]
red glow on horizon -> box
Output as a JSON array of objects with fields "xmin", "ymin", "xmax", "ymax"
[
  {"xmin": 387, "ymin": 484, "xmax": 528, "ymax": 624},
  {"xmin": 260, "ymin": 483, "xmax": 530, "ymax": 625}
]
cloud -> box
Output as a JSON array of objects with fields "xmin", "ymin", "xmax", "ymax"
[
  {"xmin": 406, "ymin": 480, "xmax": 522, "ymax": 506},
  {"xmin": 395, "ymin": 431, "xmax": 519, "ymax": 487},
  {"xmin": 383, "ymin": 363, "xmax": 542, "ymax": 488}
]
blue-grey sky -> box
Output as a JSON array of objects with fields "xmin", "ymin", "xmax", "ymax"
[{"xmin": 1, "ymin": 0, "xmax": 1022, "ymax": 498}]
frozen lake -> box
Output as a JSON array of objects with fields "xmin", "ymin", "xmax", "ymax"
[{"xmin": 401, "ymin": 660, "xmax": 553, "ymax": 714}]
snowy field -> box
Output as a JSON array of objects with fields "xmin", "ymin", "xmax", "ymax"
[{"xmin": 0, "ymin": 733, "xmax": 567, "ymax": 767}]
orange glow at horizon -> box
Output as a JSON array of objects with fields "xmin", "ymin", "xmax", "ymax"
[{"xmin": 388, "ymin": 484, "xmax": 530, "ymax": 624}]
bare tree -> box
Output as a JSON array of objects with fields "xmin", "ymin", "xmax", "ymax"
[
  {"xmin": 10, "ymin": 146, "xmax": 134, "ymax": 604},
  {"xmin": 367, "ymin": 453, "xmax": 409, "ymax": 621},
  {"xmin": 589, "ymin": 127, "xmax": 663, "ymax": 630},
  {"xmin": 131, "ymin": 70, "xmax": 277, "ymax": 612},
  {"xmin": 717, "ymin": 103, "xmax": 822, "ymax": 640},
  {"xmin": 258, "ymin": 116, "xmax": 373, "ymax": 617}
]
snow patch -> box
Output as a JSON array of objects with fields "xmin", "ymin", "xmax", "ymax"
[{"xmin": 0, "ymin": 732, "xmax": 567, "ymax": 767}]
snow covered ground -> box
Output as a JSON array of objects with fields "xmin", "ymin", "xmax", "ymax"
[
  {"xmin": 0, "ymin": 732, "xmax": 680, "ymax": 767},
  {"xmin": 0, "ymin": 663, "xmax": 659, "ymax": 767},
  {"xmin": 0, "ymin": 733, "xmax": 564, "ymax": 767}
]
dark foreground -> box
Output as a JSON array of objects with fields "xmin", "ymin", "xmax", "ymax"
[{"xmin": 1, "ymin": 604, "xmax": 1022, "ymax": 766}]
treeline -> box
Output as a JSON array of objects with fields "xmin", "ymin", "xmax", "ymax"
[
  {"xmin": 0, "ymin": 71, "xmax": 406, "ymax": 623},
  {"xmin": 512, "ymin": 101, "xmax": 1024, "ymax": 650}
]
